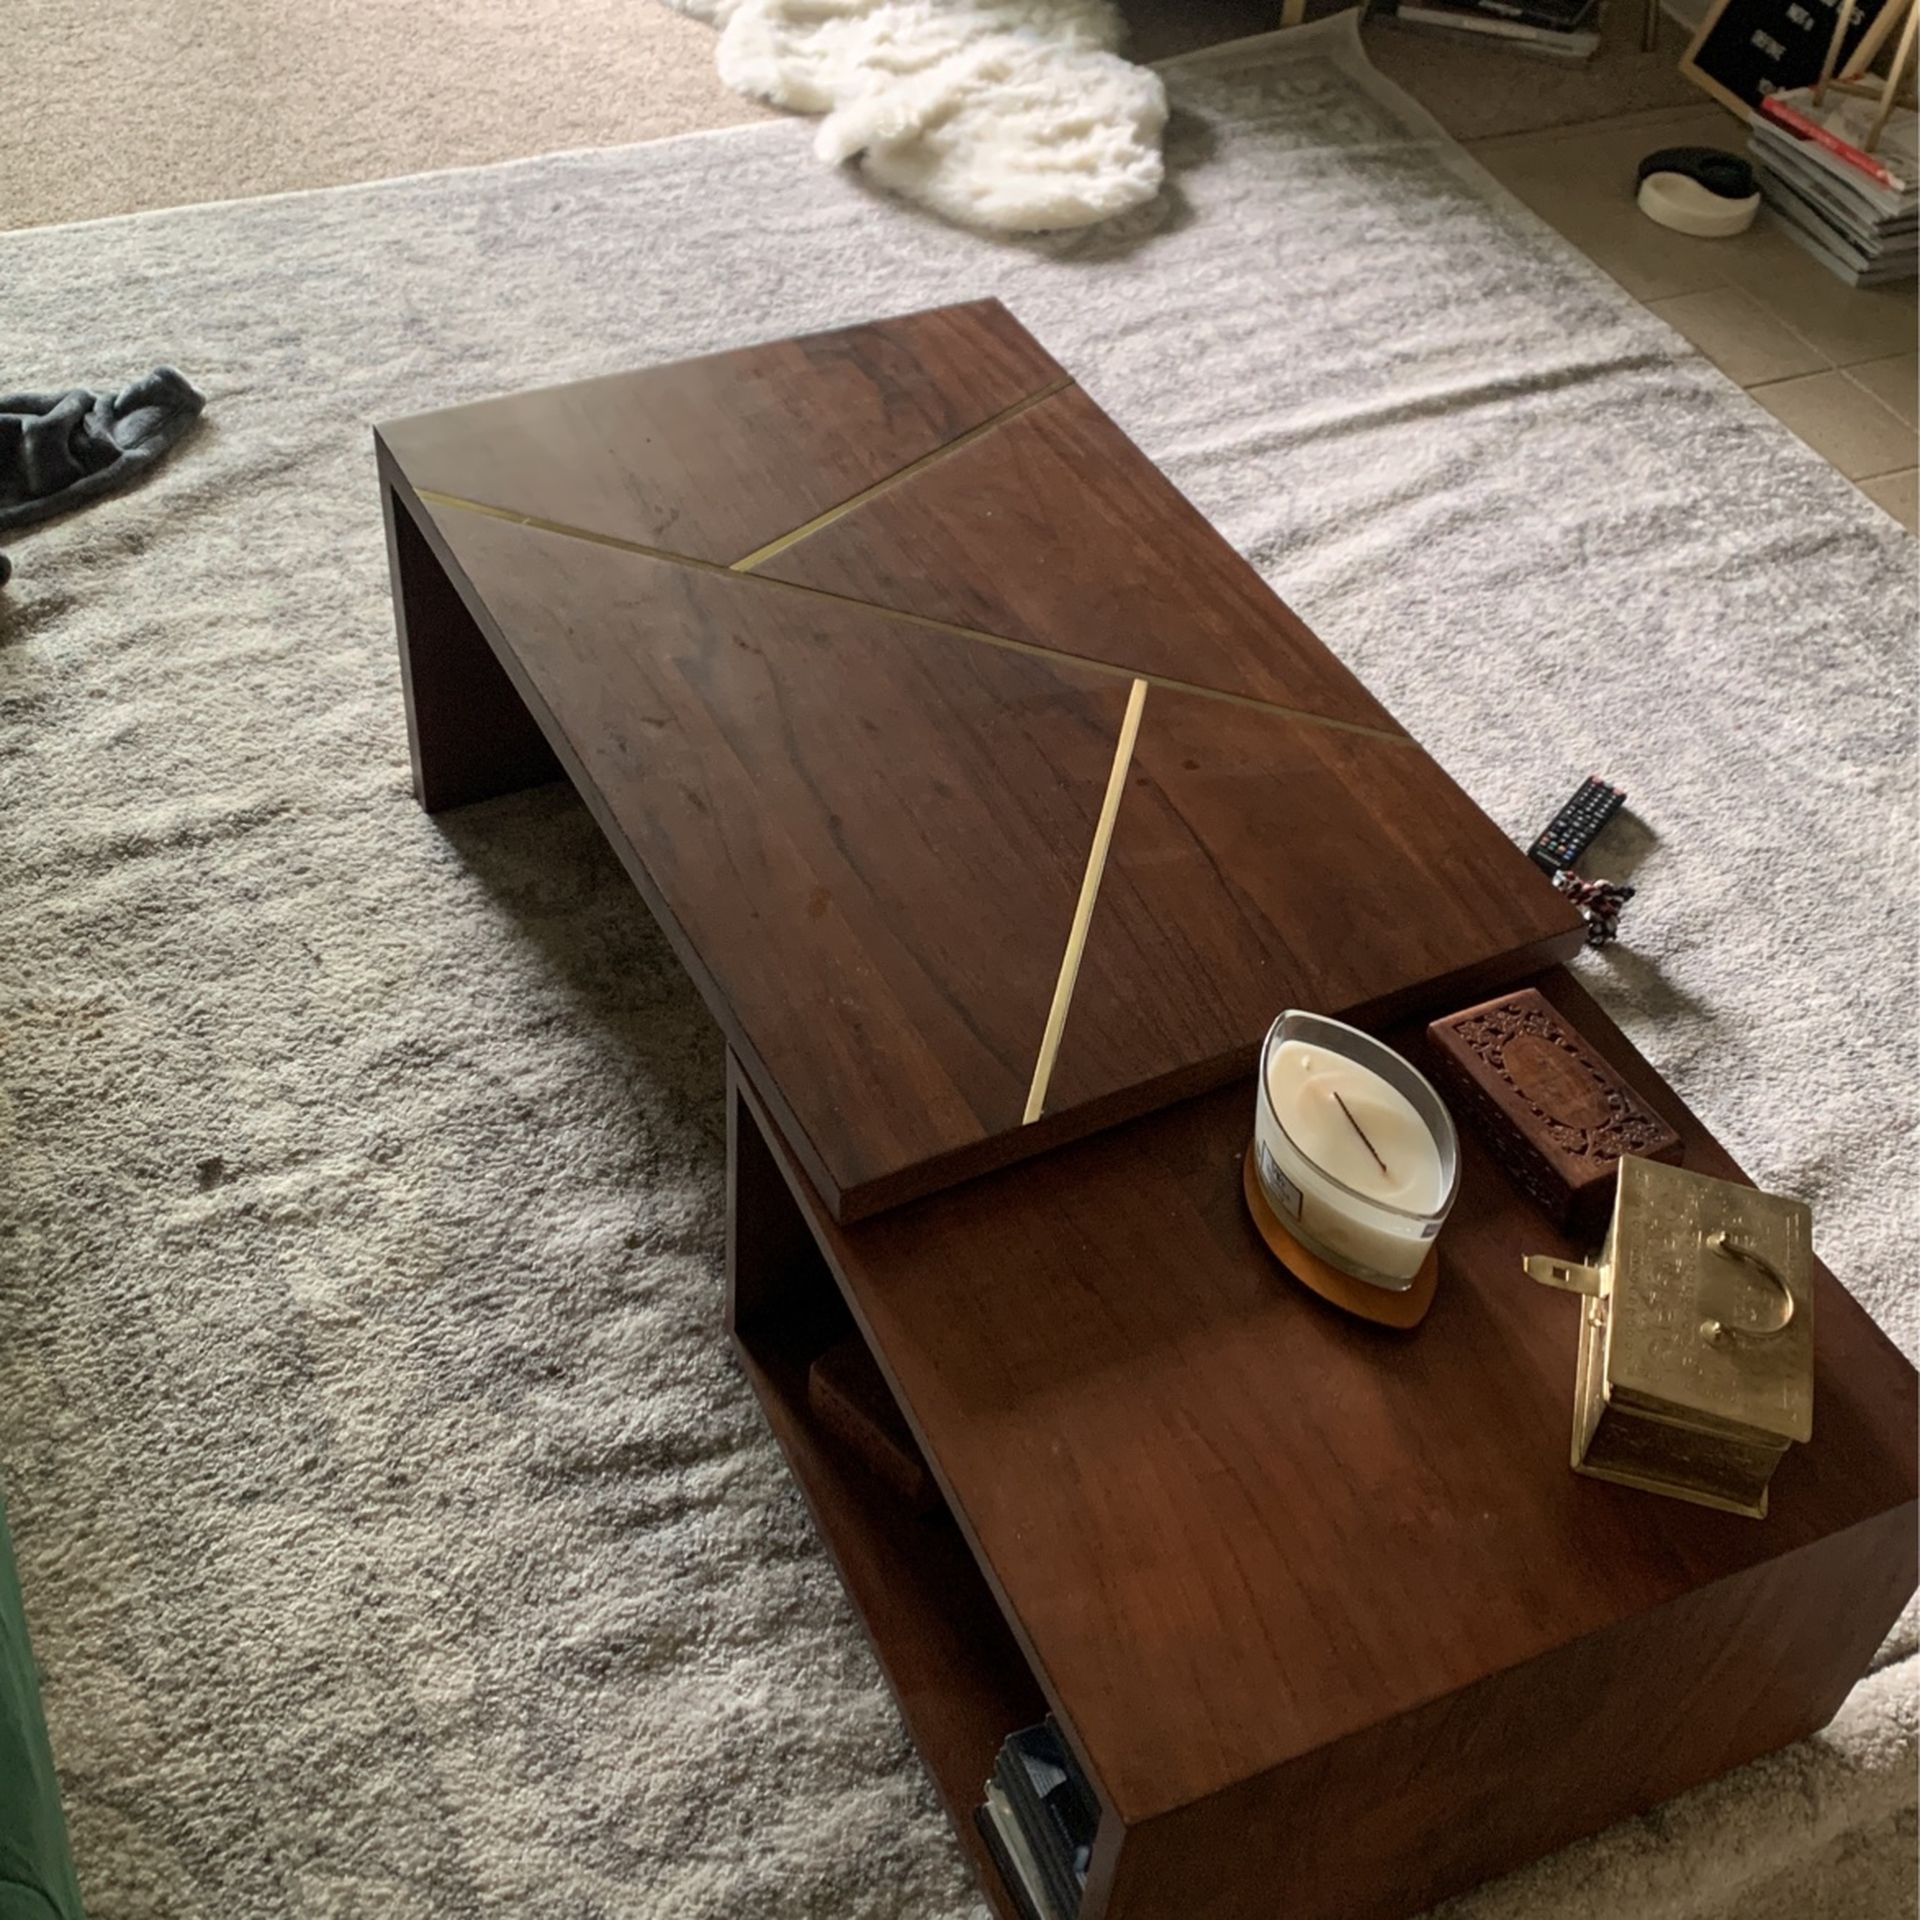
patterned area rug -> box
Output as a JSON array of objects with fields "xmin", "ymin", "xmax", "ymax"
[{"xmin": 0, "ymin": 18, "xmax": 1912, "ymax": 1919}]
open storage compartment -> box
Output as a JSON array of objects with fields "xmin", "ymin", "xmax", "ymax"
[{"xmin": 725, "ymin": 1066, "xmax": 1059, "ymax": 1920}]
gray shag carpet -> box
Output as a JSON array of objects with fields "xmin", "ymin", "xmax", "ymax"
[{"xmin": 0, "ymin": 18, "xmax": 1914, "ymax": 1919}]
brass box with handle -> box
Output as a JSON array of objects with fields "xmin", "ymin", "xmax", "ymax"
[{"xmin": 1526, "ymin": 1155, "xmax": 1814, "ymax": 1518}]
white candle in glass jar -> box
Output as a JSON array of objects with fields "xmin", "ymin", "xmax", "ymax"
[{"xmin": 1257, "ymin": 1033, "xmax": 1451, "ymax": 1284}]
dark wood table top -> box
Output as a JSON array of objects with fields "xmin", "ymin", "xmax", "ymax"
[
  {"xmin": 763, "ymin": 968, "xmax": 1918, "ymax": 1829},
  {"xmin": 378, "ymin": 300, "xmax": 1582, "ymax": 1218}
]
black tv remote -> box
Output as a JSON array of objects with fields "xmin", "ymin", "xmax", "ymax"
[{"xmin": 1529, "ymin": 777, "xmax": 1625, "ymax": 873}]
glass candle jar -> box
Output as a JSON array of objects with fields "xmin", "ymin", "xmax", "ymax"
[{"xmin": 1254, "ymin": 1010, "xmax": 1460, "ymax": 1288}]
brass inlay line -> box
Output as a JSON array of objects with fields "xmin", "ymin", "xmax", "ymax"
[
  {"xmin": 413, "ymin": 489, "xmax": 735, "ymax": 574},
  {"xmin": 412, "ymin": 487, "xmax": 1409, "ymax": 745},
  {"xmin": 728, "ymin": 374, "xmax": 1075, "ymax": 574},
  {"xmin": 1022, "ymin": 676, "xmax": 1148, "ymax": 1126}
]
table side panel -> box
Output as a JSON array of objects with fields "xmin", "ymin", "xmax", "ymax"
[
  {"xmin": 381, "ymin": 471, "xmax": 563, "ymax": 810},
  {"xmin": 1091, "ymin": 1499, "xmax": 1918, "ymax": 1920}
]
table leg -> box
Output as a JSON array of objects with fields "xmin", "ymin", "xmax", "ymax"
[
  {"xmin": 726, "ymin": 1055, "xmax": 835, "ymax": 1340},
  {"xmin": 381, "ymin": 479, "xmax": 561, "ymax": 813}
]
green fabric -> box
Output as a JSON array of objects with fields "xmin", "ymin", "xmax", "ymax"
[
  {"xmin": 0, "ymin": 1886, "xmax": 66, "ymax": 1920},
  {"xmin": 0, "ymin": 1495, "xmax": 83, "ymax": 1920}
]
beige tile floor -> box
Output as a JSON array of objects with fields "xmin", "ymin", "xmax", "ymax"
[{"xmin": 1470, "ymin": 101, "xmax": 1919, "ymax": 530}]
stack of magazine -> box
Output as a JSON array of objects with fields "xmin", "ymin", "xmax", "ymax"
[
  {"xmin": 975, "ymin": 1721, "xmax": 1098, "ymax": 1920},
  {"xmin": 1750, "ymin": 87, "xmax": 1918, "ymax": 285},
  {"xmin": 1372, "ymin": 0, "xmax": 1601, "ymax": 63}
]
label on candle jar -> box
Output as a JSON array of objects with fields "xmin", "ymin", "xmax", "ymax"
[{"xmin": 1257, "ymin": 1142, "xmax": 1304, "ymax": 1220}]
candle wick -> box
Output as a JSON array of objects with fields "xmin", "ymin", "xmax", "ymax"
[{"xmin": 1333, "ymin": 1091, "xmax": 1391, "ymax": 1180}]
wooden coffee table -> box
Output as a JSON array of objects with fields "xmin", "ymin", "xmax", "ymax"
[{"xmin": 376, "ymin": 305, "xmax": 1918, "ymax": 1920}]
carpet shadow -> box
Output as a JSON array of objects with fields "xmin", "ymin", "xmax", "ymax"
[
  {"xmin": 1591, "ymin": 807, "xmax": 1658, "ymax": 884},
  {"xmin": 1588, "ymin": 942, "xmax": 1717, "ymax": 1031},
  {"xmin": 429, "ymin": 781, "xmax": 728, "ymax": 1152}
]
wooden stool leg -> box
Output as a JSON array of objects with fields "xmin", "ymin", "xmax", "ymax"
[
  {"xmin": 1867, "ymin": 0, "xmax": 1920, "ymax": 146},
  {"xmin": 1816, "ymin": 0, "xmax": 1861, "ymax": 99},
  {"xmin": 1847, "ymin": 0, "xmax": 1909, "ymax": 74},
  {"xmin": 381, "ymin": 480, "xmax": 561, "ymax": 813}
]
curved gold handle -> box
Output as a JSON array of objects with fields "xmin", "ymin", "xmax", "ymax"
[{"xmin": 1699, "ymin": 1230, "xmax": 1795, "ymax": 1344}]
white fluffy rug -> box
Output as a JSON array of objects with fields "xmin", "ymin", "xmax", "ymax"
[
  {"xmin": 1, "ymin": 17, "xmax": 1914, "ymax": 1919},
  {"xmin": 661, "ymin": 0, "xmax": 1167, "ymax": 230}
]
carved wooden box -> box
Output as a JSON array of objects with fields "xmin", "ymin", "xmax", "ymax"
[{"xmin": 1429, "ymin": 987, "xmax": 1681, "ymax": 1235}]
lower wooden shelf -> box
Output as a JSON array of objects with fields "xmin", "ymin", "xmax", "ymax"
[
  {"xmin": 726, "ymin": 1115, "xmax": 1048, "ymax": 1920},
  {"xmin": 720, "ymin": 968, "xmax": 1918, "ymax": 1920}
]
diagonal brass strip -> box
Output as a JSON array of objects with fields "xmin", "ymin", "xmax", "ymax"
[
  {"xmin": 413, "ymin": 488, "xmax": 738, "ymax": 575},
  {"xmin": 412, "ymin": 486, "xmax": 1410, "ymax": 745},
  {"xmin": 866, "ymin": 612, "xmax": 1407, "ymax": 742},
  {"xmin": 728, "ymin": 374, "xmax": 1076, "ymax": 574},
  {"xmin": 1023, "ymin": 677, "xmax": 1148, "ymax": 1126}
]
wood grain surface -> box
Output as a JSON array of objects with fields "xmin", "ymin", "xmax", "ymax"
[
  {"xmin": 378, "ymin": 299, "xmax": 1065, "ymax": 567},
  {"xmin": 1038, "ymin": 688, "xmax": 1583, "ymax": 1120},
  {"xmin": 379, "ymin": 302, "xmax": 1584, "ymax": 1217},
  {"xmin": 808, "ymin": 1335, "xmax": 942, "ymax": 1513},
  {"xmin": 753, "ymin": 382, "xmax": 1398, "ymax": 735},
  {"xmin": 733, "ymin": 973, "xmax": 1917, "ymax": 1917},
  {"xmin": 404, "ymin": 493, "xmax": 1130, "ymax": 1212}
]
